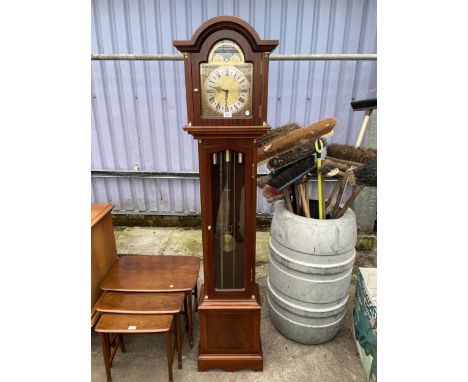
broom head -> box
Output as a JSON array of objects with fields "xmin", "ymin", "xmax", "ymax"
[
  {"xmin": 268, "ymin": 156, "xmax": 315, "ymax": 190},
  {"xmin": 355, "ymin": 159, "xmax": 377, "ymax": 187}
]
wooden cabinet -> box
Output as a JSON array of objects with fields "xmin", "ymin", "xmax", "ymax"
[{"xmin": 91, "ymin": 204, "xmax": 118, "ymax": 326}]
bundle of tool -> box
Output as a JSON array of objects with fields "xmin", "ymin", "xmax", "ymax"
[
  {"xmin": 256, "ymin": 112, "xmax": 377, "ymax": 219},
  {"xmin": 257, "ymin": 118, "xmax": 335, "ymax": 164},
  {"xmin": 316, "ymin": 139, "xmax": 377, "ymax": 217},
  {"xmin": 255, "ymin": 118, "xmax": 336, "ymax": 218}
]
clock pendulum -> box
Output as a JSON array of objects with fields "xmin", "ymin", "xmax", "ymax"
[{"xmin": 174, "ymin": 16, "xmax": 278, "ymax": 372}]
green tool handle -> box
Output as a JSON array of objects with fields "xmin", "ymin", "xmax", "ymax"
[
  {"xmin": 317, "ymin": 157, "xmax": 324, "ymax": 219},
  {"xmin": 314, "ymin": 137, "xmax": 324, "ymax": 220}
]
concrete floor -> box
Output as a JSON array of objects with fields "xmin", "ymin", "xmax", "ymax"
[{"xmin": 92, "ymin": 227, "xmax": 377, "ymax": 382}]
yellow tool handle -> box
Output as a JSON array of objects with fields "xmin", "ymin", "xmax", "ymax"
[{"xmin": 317, "ymin": 157, "xmax": 324, "ymax": 219}]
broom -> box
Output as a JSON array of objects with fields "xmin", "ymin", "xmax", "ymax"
[
  {"xmin": 268, "ymin": 157, "xmax": 315, "ymax": 191},
  {"xmin": 326, "ymin": 144, "xmax": 376, "ymax": 164},
  {"xmin": 317, "ymin": 160, "xmax": 347, "ymax": 210},
  {"xmin": 256, "ymin": 123, "xmax": 301, "ymax": 148},
  {"xmin": 262, "ymin": 185, "xmax": 293, "ymax": 212},
  {"xmin": 257, "ymin": 118, "xmax": 336, "ymax": 164},
  {"xmin": 326, "ymin": 144, "xmax": 377, "ymax": 215},
  {"xmin": 268, "ymin": 157, "xmax": 315, "ymax": 218},
  {"xmin": 332, "ymin": 159, "xmax": 377, "ymax": 218},
  {"xmin": 267, "ymin": 137, "xmax": 327, "ymax": 171},
  {"xmin": 351, "ymin": 97, "xmax": 377, "ymax": 148}
]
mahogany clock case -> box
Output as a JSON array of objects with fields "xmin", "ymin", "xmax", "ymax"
[{"xmin": 174, "ymin": 16, "xmax": 278, "ymax": 372}]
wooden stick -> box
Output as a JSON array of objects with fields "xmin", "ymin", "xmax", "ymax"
[
  {"xmin": 284, "ymin": 189, "xmax": 293, "ymax": 212},
  {"xmin": 355, "ymin": 109, "xmax": 372, "ymax": 147},
  {"xmin": 294, "ymin": 184, "xmax": 302, "ymax": 216},
  {"xmin": 303, "ymin": 178, "xmax": 309, "ymax": 202},
  {"xmin": 300, "ymin": 183, "xmax": 310, "ymax": 218},
  {"xmin": 326, "ymin": 179, "xmax": 342, "ymax": 210},
  {"xmin": 332, "ymin": 173, "xmax": 348, "ymax": 218},
  {"xmin": 301, "ymin": 176, "xmax": 311, "ymax": 218},
  {"xmin": 336, "ymin": 185, "xmax": 364, "ymax": 218}
]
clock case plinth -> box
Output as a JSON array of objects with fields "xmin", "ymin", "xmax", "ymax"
[{"xmin": 174, "ymin": 16, "xmax": 278, "ymax": 372}]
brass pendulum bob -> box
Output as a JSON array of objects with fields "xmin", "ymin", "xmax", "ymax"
[{"xmin": 223, "ymin": 233, "xmax": 234, "ymax": 252}]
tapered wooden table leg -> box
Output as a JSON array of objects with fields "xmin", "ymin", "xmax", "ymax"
[
  {"xmin": 99, "ymin": 333, "xmax": 112, "ymax": 382},
  {"xmin": 183, "ymin": 295, "xmax": 188, "ymax": 331},
  {"xmin": 175, "ymin": 312, "xmax": 182, "ymax": 369},
  {"xmin": 194, "ymin": 284, "xmax": 198, "ymax": 312},
  {"xmin": 119, "ymin": 334, "xmax": 126, "ymax": 353},
  {"xmin": 187, "ymin": 291, "xmax": 193, "ymax": 348},
  {"xmin": 166, "ymin": 331, "xmax": 173, "ymax": 382}
]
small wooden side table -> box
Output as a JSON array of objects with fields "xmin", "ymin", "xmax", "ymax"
[
  {"xmin": 95, "ymin": 291, "xmax": 185, "ymax": 369},
  {"xmin": 100, "ymin": 255, "xmax": 200, "ymax": 347},
  {"xmin": 95, "ymin": 313, "xmax": 176, "ymax": 382},
  {"xmin": 91, "ymin": 204, "xmax": 118, "ymax": 326}
]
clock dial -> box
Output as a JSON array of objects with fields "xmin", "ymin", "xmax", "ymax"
[
  {"xmin": 208, "ymin": 40, "xmax": 245, "ymax": 63},
  {"xmin": 205, "ymin": 66, "xmax": 250, "ymax": 114},
  {"xmin": 200, "ymin": 63, "xmax": 253, "ymax": 118}
]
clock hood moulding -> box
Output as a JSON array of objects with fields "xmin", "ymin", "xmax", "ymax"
[
  {"xmin": 173, "ymin": 16, "xmax": 278, "ymax": 53},
  {"xmin": 174, "ymin": 16, "xmax": 278, "ymax": 127}
]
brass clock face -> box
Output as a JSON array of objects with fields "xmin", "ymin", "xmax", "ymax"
[
  {"xmin": 200, "ymin": 39, "xmax": 253, "ymax": 119},
  {"xmin": 202, "ymin": 65, "xmax": 252, "ymax": 116}
]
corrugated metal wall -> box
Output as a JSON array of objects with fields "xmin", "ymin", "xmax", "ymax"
[{"xmin": 91, "ymin": 0, "xmax": 377, "ymax": 215}]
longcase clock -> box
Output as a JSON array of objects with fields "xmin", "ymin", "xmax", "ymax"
[{"xmin": 173, "ymin": 16, "xmax": 278, "ymax": 372}]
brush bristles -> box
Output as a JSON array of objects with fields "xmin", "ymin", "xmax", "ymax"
[
  {"xmin": 256, "ymin": 175, "xmax": 270, "ymax": 189},
  {"xmin": 268, "ymin": 157, "xmax": 315, "ymax": 190},
  {"xmin": 267, "ymin": 138, "xmax": 326, "ymax": 171},
  {"xmin": 327, "ymin": 144, "xmax": 377, "ymax": 164},
  {"xmin": 258, "ymin": 118, "xmax": 336, "ymax": 163},
  {"xmin": 256, "ymin": 123, "xmax": 301, "ymax": 147},
  {"xmin": 355, "ymin": 159, "xmax": 377, "ymax": 186},
  {"xmin": 262, "ymin": 185, "xmax": 291, "ymax": 203}
]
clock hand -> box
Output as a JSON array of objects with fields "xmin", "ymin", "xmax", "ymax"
[{"xmin": 214, "ymin": 85, "xmax": 229, "ymax": 93}]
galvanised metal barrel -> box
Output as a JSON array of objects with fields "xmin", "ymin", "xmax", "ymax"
[{"xmin": 267, "ymin": 201, "xmax": 357, "ymax": 344}]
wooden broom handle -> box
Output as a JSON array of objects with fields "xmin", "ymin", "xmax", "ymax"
[
  {"xmin": 326, "ymin": 179, "xmax": 342, "ymax": 210},
  {"xmin": 355, "ymin": 109, "xmax": 372, "ymax": 148},
  {"xmin": 300, "ymin": 183, "xmax": 310, "ymax": 218},
  {"xmin": 284, "ymin": 190, "xmax": 293, "ymax": 212},
  {"xmin": 294, "ymin": 184, "xmax": 302, "ymax": 216},
  {"xmin": 332, "ymin": 174, "xmax": 349, "ymax": 218},
  {"xmin": 336, "ymin": 185, "xmax": 364, "ymax": 219}
]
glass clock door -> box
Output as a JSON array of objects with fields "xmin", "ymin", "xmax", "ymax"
[{"xmin": 210, "ymin": 149, "xmax": 246, "ymax": 290}]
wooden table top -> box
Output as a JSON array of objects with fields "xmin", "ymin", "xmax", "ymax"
[
  {"xmin": 95, "ymin": 313, "xmax": 173, "ymax": 333},
  {"xmin": 96, "ymin": 291, "xmax": 185, "ymax": 314},
  {"xmin": 100, "ymin": 255, "xmax": 200, "ymax": 293},
  {"xmin": 91, "ymin": 204, "xmax": 114, "ymax": 227}
]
